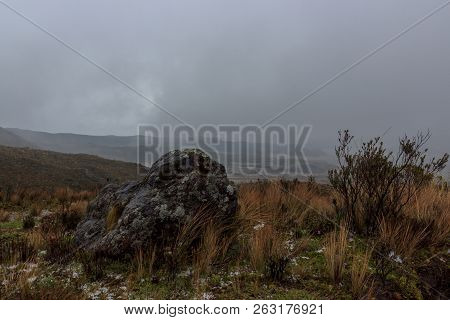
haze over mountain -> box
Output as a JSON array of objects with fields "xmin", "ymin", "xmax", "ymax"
[
  {"xmin": 0, "ymin": 127, "xmax": 35, "ymax": 148},
  {"xmin": 0, "ymin": 127, "xmax": 335, "ymax": 179},
  {"xmin": 0, "ymin": 1, "xmax": 448, "ymax": 181},
  {"xmin": 1, "ymin": 1, "xmax": 449, "ymax": 153},
  {"xmin": 5, "ymin": 127, "xmax": 140, "ymax": 164}
]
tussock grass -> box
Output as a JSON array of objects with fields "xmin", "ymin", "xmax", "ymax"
[
  {"xmin": 324, "ymin": 223, "xmax": 348, "ymax": 283},
  {"xmin": 351, "ymin": 248, "xmax": 372, "ymax": 299},
  {"xmin": 26, "ymin": 230, "xmax": 45, "ymax": 251},
  {"xmin": 106, "ymin": 204, "xmax": 123, "ymax": 231},
  {"xmin": 69, "ymin": 200, "xmax": 89, "ymax": 216},
  {"xmin": 238, "ymin": 181, "xmax": 314, "ymax": 280},
  {"xmin": 377, "ymin": 217, "xmax": 428, "ymax": 260},
  {"xmin": 133, "ymin": 246, "xmax": 157, "ymax": 280},
  {"xmin": 406, "ymin": 185, "xmax": 450, "ymax": 247},
  {"xmin": 0, "ymin": 209, "xmax": 9, "ymax": 222},
  {"xmin": 0, "ymin": 236, "xmax": 36, "ymax": 265},
  {"xmin": 193, "ymin": 221, "xmax": 222, "ymax": 282}
]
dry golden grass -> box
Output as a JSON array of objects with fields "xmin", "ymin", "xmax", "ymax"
[
  {"xmin": 72, "ymin": 190, "xmax": 97, "ymax": 202},
  {"xmin": 54, "ymin": 187, "xmax": 74, "ymax": 199},
  {"xmin": 237, "ymin": 181, "xmax": 313, "ymax": 279},
  {"xmin": 106, "ymin": 204, "xmax": 123, "ymax": 231},
  {"xmin": 29, "ymin": 202, "xmax": 43, "ymax": 216},
  {"xmin": 26, "ymin": 230, "xmax": 45, "ymax": 251},
  {"xmin": 351, "ymin": 248, "xmax": 372, "ymax": 299},
  {"xmin": 238, "ymin": 180, "xmax": 332, "ymax": 230},
  {"xmin": 175, "ymin": 207, "xmax": 236, "ymax": 278},
  {"xmin": 248, "ymin": 227, "xmax": 268, "ymax": 271},
  {"xmin": 0, "ymin": 209, "xmax": 9, "ymax": 222},
  {"xmin": 378, "ymin": 217, "xmax": 428, "ymax": 260},
  {"xmin": 0, "ymin": 237, "xmax": 36, "ymax": 266},
  {"xmin": 10, "ymin": 193, "xmax": 22, "ymax": 205},
  {"xmin": 249, "ymin": 224, "xmax": 308, "ymax": 280},
  {"xmin": 406, "ymin": 184, "xmax": 450, "ymax": 247},
  {"xmin": 324, "ymin": 223, "xmax": 348, "ymax": 283},
  {"xmin": 69, "ymin": 200, "xmax": 89, "ymax": 215},
  {"xmin": 134, "ymin": 246, "xmax": 157, "ymax": 280},
  {"xmin": 193, "ymin": 221, "xmax": 221, "ymax": 280},
  {"xmin": 134, "ymin": 248, "xmax": 145, "ymax": 279},
  {"xmin": 0, "ymin": 187, "xmax": 97, "ymax": 211},
  {"xmin": 55, "ymin": 187, "xmax": 74, "ymax": 212}
]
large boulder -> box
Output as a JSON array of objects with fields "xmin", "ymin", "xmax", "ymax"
[{"xmin": 74, "ymin": 149, "xmax": 237, "ymax": 257}]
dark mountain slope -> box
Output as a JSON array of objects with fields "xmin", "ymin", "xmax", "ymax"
[{"xmin": 0, "ymin": 146, "xmax": 146, "ymax": 190}]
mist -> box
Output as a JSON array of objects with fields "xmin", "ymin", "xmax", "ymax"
[{"xmin": 0, "ymin": 0, "xmax": 449, "ymax": 156}]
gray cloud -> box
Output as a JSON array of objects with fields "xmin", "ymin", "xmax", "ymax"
[{"xmin": 0, "ymin": 0, "xmax": 449, "ymax": 155}]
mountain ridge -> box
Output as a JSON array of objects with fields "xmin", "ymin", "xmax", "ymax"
[{"xmin": 0, "ymin": 127, "xmax": 335, "ymax": 180}]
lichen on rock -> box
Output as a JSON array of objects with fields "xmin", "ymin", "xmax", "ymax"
[{"xmin": 74, "ymin": 149, "xmax": 237, "ymax": 257}]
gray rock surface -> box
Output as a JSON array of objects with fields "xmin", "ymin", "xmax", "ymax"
[{"xmin": 74, "ymin": 149, "xmax": 237, "ymax": 257}]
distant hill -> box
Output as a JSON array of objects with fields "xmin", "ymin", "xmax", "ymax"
[
  {"xmin": 4, "ymin": 127, "xmax": 142, "ymax": 163},
  {"xmin": 0, "ymin": 127, "xmax": 35, "ymax": 148},
  {"xmin": 0, "ymin": 146, "xmax": 146, "ymax": 190},
  {"xmin": 1, "ymin": 127, "xmax": 335, "ymax": 178}
]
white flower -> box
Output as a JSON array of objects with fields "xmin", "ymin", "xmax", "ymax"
[
  {"xmin": 253, "ymin": 222, "xmax": 265, "ymax": 230},
  {"xmin": 27, "ymin": 276, "xmax": 37, "ymax": 283},
  {"xmin": 202, "ymin": 292, "xmax": 214, "ymax": 300},
  {"xmin": 100, "ymin": 287, "xmax": 109, "ymax": 294},
  {"xmin": 178, "ymin": 268, "xmax": 193, "ymax": 277},
  {"xmin": 389, "ymin": 251, "xmax": 403, "ymax": 264},
  {"xmin": 285, "ymin": 240, "xmax": 295, "ymax": 251}
]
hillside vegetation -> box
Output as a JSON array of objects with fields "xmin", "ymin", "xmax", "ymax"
[
  {"xmin": 0, "ymin": 146, "xmax": 144, "ymax": 190},
  {"xmin": 0, "ymin": 131, "xmax": 448, "ymax": 300}
]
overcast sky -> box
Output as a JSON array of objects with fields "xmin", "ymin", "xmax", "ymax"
[{"xmin": 0, "ymin": 0, "xmax": 449, "ymax": 153}]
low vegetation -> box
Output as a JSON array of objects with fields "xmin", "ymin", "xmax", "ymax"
[
  {"xmin": 0, "ymin": 145, "xmax": 145, "ymax": 190},
  {"xmin": 0, "ymin": 132, "xmax": 448, "ymax": 299}
]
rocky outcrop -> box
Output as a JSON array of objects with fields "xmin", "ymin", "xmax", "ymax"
[{"xmin": 74, "ymin": 149, "xmax": 237, "ymax": 257}]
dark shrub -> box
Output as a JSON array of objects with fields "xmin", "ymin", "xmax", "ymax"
[
  {"xmin": 0, "ymin": 235, "xmax": 35, "ymax": 263},
  {"xmin": 43, "ymin": 233, "xmax": 75, "ymax": 263},
  {"xmin": 265, "ymin": 256, "xmax": 289, "ymax": 281},
  {"xmin": 39, "ymin": 213, "xmax": 75, "ymax": 263},
  {"xmin": 60, "ymin": 211, "xmax": 83, "ymax": 231},
  {"xmin": 22, "ymin": 214, "xmax": 35, "ymax": 230},
  {"xmin": 78, "ymin": 251, "xmax": 106, "ymax": 280},
  {"xmin": 302, "ymin": 210, "xmax": 335, "ymax": 236},
  {"xmin": 329, "ymin": 130, "xmax": 448, "ymax": 236}
]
